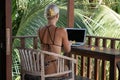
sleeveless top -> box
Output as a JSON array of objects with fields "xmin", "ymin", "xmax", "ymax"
[{"xmin": 40, "ymin": 25, "xmax": 61, "ymax": 51}]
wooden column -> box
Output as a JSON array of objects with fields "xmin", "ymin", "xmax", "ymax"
[
  {"xmin": 67, "ymin": 0, "xmax": 74, "ymax": 28},
  {"xmin": 6, "ymin": 0, "xmax": 12, "ymax": 80},
  {"xmin": 0, "ymin": 0, "xmax": 6, "ymax": 79}
]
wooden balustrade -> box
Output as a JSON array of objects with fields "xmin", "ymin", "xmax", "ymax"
[
  {"xmin": 12, "ymin": 35, "xmax": 120, "ymax": 80},
  {"xmin": 12, "ymin": 35, "xmax": 38, "ymax": 49},
  {"xmin": 86, "ymin": 36, "xmax": 120, "ymax": 49},
  {"xmin": 75, "ymin": 36, "xmax": 120, "ymax": 80}
]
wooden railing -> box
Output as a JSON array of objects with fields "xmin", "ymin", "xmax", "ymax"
[
  {"xmin": 12, "ymin": 35, "xmax": 38, "ymax": 49},
  {"xmin": 73, "ymin": 36, "xmax": 120, "ymax": 80},
  {"xmin": 12, "ymin": 35, "xmax": 120, "ymax": 80},
  {"xmin": 86, "ymin": 36, "xmax": 120, "ymax": 49}
]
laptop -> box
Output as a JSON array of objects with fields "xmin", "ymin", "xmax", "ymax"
[{"xmin": 66, "ymin": 28, "xmax": 86, "ymax": 47}]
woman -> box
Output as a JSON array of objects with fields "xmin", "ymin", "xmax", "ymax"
[{"xmin": 38, "ymin": 4, "xmax": 71, "ymax": 76}]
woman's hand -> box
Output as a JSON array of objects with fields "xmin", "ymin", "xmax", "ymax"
[
  {"xmin": 69, "ymin": 41, "xmax": 73, "ymax": 46},
  {"xmin": 69, "ymin": 40, "xmax": 76, "ymax": 46}
]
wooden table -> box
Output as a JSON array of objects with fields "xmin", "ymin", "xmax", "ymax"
[{"xmin": 71, "ymin": 45, "xmax": 120, "ymax": 80}]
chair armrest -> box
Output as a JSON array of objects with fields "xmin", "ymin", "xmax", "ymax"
[{"xmin": 38, "ymin": 50, "xmax": 76, "ymax": 63}]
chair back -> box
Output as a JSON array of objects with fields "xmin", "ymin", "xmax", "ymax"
[
  {"xmin": 117, "ymin": 62, "xmax": 120, "ymax": 80},
  {"xmin": 18, "ymin": 48, "xmax": 41, "ymax": 80},
  {"xmin": 17, "ymin": 48, "xmax": 76, "ymax": 80}
]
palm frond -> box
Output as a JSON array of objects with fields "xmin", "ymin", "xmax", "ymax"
[{"xmin": 91, "ymin": 5, "xmax": 120, "ymax": 38}]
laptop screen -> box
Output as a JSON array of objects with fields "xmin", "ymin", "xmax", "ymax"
[{"xmin": 66, "ymin": 28, "xmax": 86, "ymax": 44}]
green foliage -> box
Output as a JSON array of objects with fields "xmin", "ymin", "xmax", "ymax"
[
  {"xmin": 102, "ymin": 0, "xmax": 120, "ymax": 14},
  {"xmin": 91, "ymin": 5, "xmax": 120, "ymax": 38}
]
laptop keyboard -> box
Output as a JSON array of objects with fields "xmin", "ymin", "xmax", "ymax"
[{"xmin": 72, "ymin": 42, "xmax": 84, "ymax": 47}]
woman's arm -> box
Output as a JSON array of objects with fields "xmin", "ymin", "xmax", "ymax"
[{"xmin": 62, "ymin": 29, "xmax": 72, "ymax": 53}]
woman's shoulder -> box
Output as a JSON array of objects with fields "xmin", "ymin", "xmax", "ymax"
[
  {"xmin": 56, "ymin": 27, "xmax": 67, "ymax": 37},
  {"xmin": 38, "ymin": 26, "xmax": 46, "ymax": 31},
  {"xmin": 57, "ymin": 27, "xmax": 66, "ymax": 32}
]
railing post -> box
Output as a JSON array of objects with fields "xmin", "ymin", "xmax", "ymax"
[
  {"xmin": 87, "ymin": 58, "xmax": 92, "ymax": 79},
  {"xmin": 101, "ymin": 60, "xmax": 106, "ymax": 80},
  {"xmin": 81, "ymin": 56, "xmax": 85, "ymax": 77},
  {"xmin": 103, "ymin": 39, "xmax": 107, "ymax": 48},
  {"xmin": 88, "ymin": 36, "xmax": 92, "ymax": 46},
  {"xmin": 20, "ymin": 38, "xmax": 25, "ymax": 48},
  {"xmin": 111, "ymin": 40, "xmax": 115, "ymax": 49},
  {"xmin": 95, "ymin": 38, "xmax": 100, "ymax": 47},
  {"xmin": 33, "ymin": 37, "xmax": 38, "ymax": 49},
  {"xmin": 94, "ymin": 59, "xmax": 99, "ymax": 80}
]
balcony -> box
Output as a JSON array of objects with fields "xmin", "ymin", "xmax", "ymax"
[{"xmin": 12, "ymin": 35, "xmax": 120, "ymax": 80}]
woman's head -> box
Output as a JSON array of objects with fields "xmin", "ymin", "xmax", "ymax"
[{"xmin": 44, "ymin": 4, "xmax": 59, "ymax": 20}]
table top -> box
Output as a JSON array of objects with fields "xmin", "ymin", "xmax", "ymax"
[{"xmin": 71, "ymin": 45, "xmax": 120, "ymax": 60}]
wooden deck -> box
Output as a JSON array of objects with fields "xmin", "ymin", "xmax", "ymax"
[
  {"xmin": 76, "ymin": 76, "xmax": 90, "ymax": 80},
  {"xmin": 12, "ymin": 35, "xmax": 120, "ymax": 80},
  {"xmin": 24, "ymin": 74, "xmax": 90, "ymax": 80}
]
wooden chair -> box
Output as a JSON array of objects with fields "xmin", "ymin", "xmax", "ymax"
[
  {"xmin": 117, "ymin": 62, "xmax": 120, "ymax": 80},
  {"xmin": 17, "ymin": 48, "xmax": 76, "ymax": 80}
]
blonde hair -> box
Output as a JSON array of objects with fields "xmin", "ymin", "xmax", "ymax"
[{"xmin": 44, "ymin": 4, "xmax": 59, "ymax": 19}]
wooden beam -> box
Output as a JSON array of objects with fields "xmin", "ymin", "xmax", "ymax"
[
  {"xmin": 6, "ymin": 0, "xmax": 12, "ymax": 80},
  {"xmin": 0, "ymin": 0, "xmax": 6, "ymax": 79},
  {"xmin": 67, "ymin": 0, "xmax": 74, "ymax": 28}
]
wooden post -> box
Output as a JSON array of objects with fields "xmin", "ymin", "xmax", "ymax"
[
  {"xmin": 67, "ymin": 0, "xmax": 74, "ymax": 28},
  {"xmin": 0, "ymin": 0, "xmax": 6, "ymax": 79},
  {"xmin": 6, "ymin": 0, "xmax": 12, "ymax": 80}
]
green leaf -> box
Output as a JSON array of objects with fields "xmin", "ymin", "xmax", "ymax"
[{"xmin": 91, "ymin": 5, "xmax": 120, "ymax": 38}]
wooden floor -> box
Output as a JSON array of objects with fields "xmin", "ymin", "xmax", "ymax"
[
  {"xmin": 75, "ymin": 76, "xmax": 90, "ymax": 80},
  {"xmin": 24, "ymin": 74, "xmax": 90, "ymax": 80}
]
